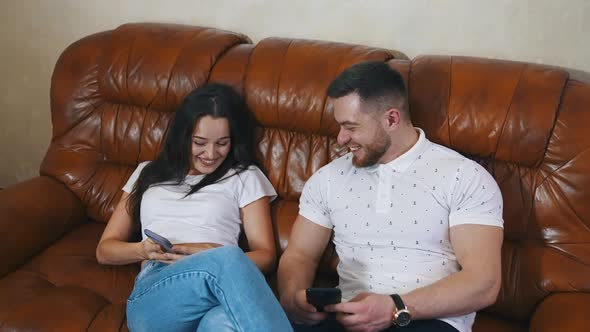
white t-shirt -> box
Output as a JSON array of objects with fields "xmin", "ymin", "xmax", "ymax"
[
  {"xmin": 123, "ymin": 161, "xmax": 277, "ymax": 246},
  {"xmin": 299, "ymin": 128, "xmax": 503, "ymax": 332}
]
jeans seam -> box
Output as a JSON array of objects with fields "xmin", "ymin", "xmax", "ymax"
[
  {"xmin": 127, "ymin": 269, "xmax": 245, "ymax": 332},
  {"xmin": 128, "ymin": 269, "xmax": 213, "ymax": 302},
  {"xmin": 134, "ymin": 260, "xmax": 156, "ymax": 283},
  {"xmin": 209, "ymin": 277, "xmax": 244, "ymax": 332}
]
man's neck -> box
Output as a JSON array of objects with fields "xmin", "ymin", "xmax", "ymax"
[{"xmin": 379, "ymin": 126, "xmax": 420, "ymax": 164}]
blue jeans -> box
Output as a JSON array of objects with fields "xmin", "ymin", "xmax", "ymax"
[{"xmin": 126, "ymin": 246, "xmax": 292, "ymax": 332}]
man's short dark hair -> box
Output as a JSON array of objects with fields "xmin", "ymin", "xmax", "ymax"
[{"xmin": 327, "ymin": 61, "xmax": 409, "ymax": 120}]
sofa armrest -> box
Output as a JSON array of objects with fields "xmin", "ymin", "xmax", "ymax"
[
  {"xmin": 0, "ymin": 176, "xmax": 86, "ymax": 277},
  {"xmin": 529, "ymin": 292, "xmax": 590, "ymax": 332}
]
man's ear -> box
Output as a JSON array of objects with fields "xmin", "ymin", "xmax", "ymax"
[{"xmin": 383, "ymin": 108, "xmax": 402, "ymax": 130}]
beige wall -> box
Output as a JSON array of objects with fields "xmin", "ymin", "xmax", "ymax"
[{"xmin": 1, "ymin": 0, "xmax": 589, "ymax": 188}]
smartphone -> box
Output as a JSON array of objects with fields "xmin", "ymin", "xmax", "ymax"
[
  {"xmin": 306, "ymin": 288, "xmax": 342, "ymax": 312},
  {"xmin": 144, "ymin": 229, "xmax": 174, "ymax": 253}
]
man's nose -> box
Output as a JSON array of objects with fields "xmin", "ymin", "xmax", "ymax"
[{"xmin": 337, "ymin": 128, "xmax": 350, "ymax": 146}]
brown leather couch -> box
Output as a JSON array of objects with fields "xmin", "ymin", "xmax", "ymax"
[{"xmin": 1, "ymin": 23, "xmax": 589, "ymax": 331}]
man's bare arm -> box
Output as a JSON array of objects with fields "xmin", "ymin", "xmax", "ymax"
[
  {"xmin": 328, "ymin": 224, "xmax": 503, "ymax": 331},
  {"xmin": 402, "ymin": 224, "xmax": 503, "ymax": 319},
  {"xmin": 278, "ymin": 215, "xmax": 333, "ymax": 324}
]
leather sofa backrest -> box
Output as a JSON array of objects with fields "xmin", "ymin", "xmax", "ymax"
[
  {"xmin": 243, "ymin": 37, "xmax": 399, "ymax": 200},
  {"xmin": 40, "ymin": 22, "xmax": 590, "ymax": 326},
  {"xmin": 399, "ymin": 55, "xmax": 590, "ymax": 322},
  {"xmin": 238, "ymin": 36, "xmax": 403, "ymax": 264},
  {"xmin": 41, "ymin": 23, "xmax": 251, "ymax": 223}
]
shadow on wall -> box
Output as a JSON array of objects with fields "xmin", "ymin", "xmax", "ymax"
[{"xmin": 563, "ymin": 67, "xmax": 590, "ymax": 83}]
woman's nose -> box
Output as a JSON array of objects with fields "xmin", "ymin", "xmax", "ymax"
[{"xmin": 204, "ymin": 144, "xmax": 217, "ymax": 157}]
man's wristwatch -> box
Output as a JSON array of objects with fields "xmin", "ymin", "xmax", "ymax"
[{"xmin": 390, "ymin": 294, "xmax": 412, "ymax": 327}]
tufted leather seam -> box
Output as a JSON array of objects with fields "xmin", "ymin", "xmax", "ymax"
[
  {"xmin": 535, "ymin": 144, "xmax": 590, "ymax": 189},
  {"xmin": 535, "ymin": 75, "xmax": 569, "ymax": 170},
  {"xmin": 239, "ymin": 45, "xmax": 254, "ymax": 96},
  {"xmin": 535, "ymin": 81, "xmax": 571, "ymax": 187},
  {"xmin": 50, "ymin": 96, "xmax": 104, "ymax": 143},
  {"xmin": 118, "ymin": 314, "xmax": 127, "ymax": 332},
  {"xmin": 136, "ymin": 105, "xmax": 148, "ymax": 166},
  {"xmin": 308, "ymin": 135, "xmax": 316, "ymax": 177},
  {"xmin": 492, "ymin": 64, "xmax": 525, "ymax": 163},
  {"xmin": 206, "ymin": 34, "xmax": 249, "ymax": 83},
  {"xmin": 101, "ymin": 31, "xmax": 134, "ymax": 174},
  {"xmin": 13, "ymin": 268, "xmax": 57, "ymax": 288},
  {"xmin": 538, "ymin": 171, "xmax": 590, "ymax": 236},
  {"xmin": 53, "ymin": 101, "xmax": 173, "ymax": 164},
  {"xmin": 131, "ymin": 31, "xmax": 210, "ymax": 166},
  {"xmin": 113, "ymin": 104, "xmax": 123, "ymax": 164},
  {"xmin": 85, "ymin": 302, "xmax": 110, "ymax": 331},
  {"xmin": 165, "ymin": 30, "xmax": 206, "ymax": 106},
  {"xmin": 520, "ymin": 164, "xmax": 536, "ymax": 238},
  {"xmin": 258, "ymin": 122, "xmax": 339, "ymax": 139},
  {"xmin": 0, "ymin": 271, "xmax": 61, "ymax": 328},
  {"xmin": 101, "ymin": 161, "xmax": 130, "ymax": 219},
  {"xmin": 262, "ymin": 125, "xmax": 338, "ymax": 145},
  {"xmin": 123, "ymin": 33, "xmax": 140, "ymax": 109},
  {"xmin": 281, "ymin": 131, "xmax": 293, "ymax": 195},
  {"xmin": 158, "ymin": 111, "xmax": 170, "ymax": 157},
  {"xmin": 546, "ymin": 243, "xmax": 590, "ymax": 267},
  {"xmin": 502, "ymin": 240, "xmax": 521, "ymax": 314},
  {"xmin": 318, "ymin": 46, "xmax": 350, "ymax": 136},
  {"xmin": 276, "ymin": 40, "xmax": 294, "ymax": 193},
  {"xmin": 275, "ymin": 39, "xmax": 293, "ymax": 131}
]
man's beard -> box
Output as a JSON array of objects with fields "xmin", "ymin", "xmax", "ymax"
[{"xmin": 351, "ymin": 132, "xmax": 391, "ymax": 168}]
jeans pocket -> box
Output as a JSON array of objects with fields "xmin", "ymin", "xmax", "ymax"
[
  {"xmin": 128, "ymin": 260, "xmax": 164, "ymax": 303},
  {"xmin": 135, "ymin": 260, "xmax": 156, "ymax": 282}
]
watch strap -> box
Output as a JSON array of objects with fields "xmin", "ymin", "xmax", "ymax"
[{"xmin": 390, "ymin": 294, "xmax": 406, "ymax": 310}]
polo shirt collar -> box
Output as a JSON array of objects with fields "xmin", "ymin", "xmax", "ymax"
[{"xmin": 365, "ymin": 127, "xmax": 430, "ymax": 173}]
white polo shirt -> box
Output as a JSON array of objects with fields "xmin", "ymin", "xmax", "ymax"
[
  {"xmin": 299, "ymin": 128, "xmax": 503, "ymax": 332},
  {"xmin": 124, "ymin": 162, "xmax": 277, "ymax": 247}
]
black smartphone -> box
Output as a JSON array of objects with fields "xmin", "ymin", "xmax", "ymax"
[
  {"xmin": 144, "ymin": 229, "xmax": 174, "ymax": 253},
  {"xmin": 306, "ymin": 288, "xmax": 342, "ymax": 312}
]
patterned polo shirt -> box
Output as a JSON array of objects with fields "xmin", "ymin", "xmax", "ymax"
[{"xmin": 299, "ymin": 128, "xmax": 503, "ymax": 332}]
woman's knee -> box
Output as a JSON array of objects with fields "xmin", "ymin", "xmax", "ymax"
[
  {"xmin": 209, "ymin": 246, "xmax": 256, "ymax": 272},
  {"xmin": 209, "ymin": 246, "xmax": 247, "ymax": 262},
  {"xmin": 197, "ymin": 306, "xmax": 236, "ymax": 332}
]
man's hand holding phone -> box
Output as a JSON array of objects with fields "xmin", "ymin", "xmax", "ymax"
[
  {"xmin": 281, "ymin": 288, "xmax": 342, "ymax": 326},
  {"xmin": 324, "ymin": 292, "xmax": 395, "ymax": 332},
  {"xmin": 306, "ymin": 288, "xmax": 342, "ymax": 312}
]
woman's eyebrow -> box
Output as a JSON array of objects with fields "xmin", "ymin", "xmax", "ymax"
[{"xmin": 193, "ymin": 135, "xmax": 231, "ymax": 140}]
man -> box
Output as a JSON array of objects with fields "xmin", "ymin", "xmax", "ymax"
[{"xmin": 278, "ymin": 61, "xmax": 503, "ymax": 332}]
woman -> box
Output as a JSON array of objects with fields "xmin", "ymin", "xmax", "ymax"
[{"xmin": 96, "ymin": 83, "xmax": 292, "ymax": 332}]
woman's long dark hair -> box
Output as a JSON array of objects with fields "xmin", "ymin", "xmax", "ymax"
[{"xmin": 127, "ymin": 83, "xmax": 260, "ymax": 234}]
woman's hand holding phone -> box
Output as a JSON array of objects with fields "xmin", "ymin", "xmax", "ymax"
[
  {"xmin": 141, "ymin": 229, "xmax": 223, "ymax": 263},
  {"xmin": 142, "ymin": 229, "xmax": 182, "ymax": 263},
  {"xmin": 141, "ymin": 238, "xmax": 176, "ymax": 262}
]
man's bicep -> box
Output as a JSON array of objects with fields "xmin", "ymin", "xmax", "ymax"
[
  {"xmin": 450, "ymin": 224, "xmax": 503, "ymax": 273},
  {"xmin": 286, "ymin": 214, "xmax": 333, "ymax": 263}
]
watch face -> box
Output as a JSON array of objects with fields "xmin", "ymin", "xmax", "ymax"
[{"xmin": 396, "ymin": 312, "xmax": 411, "ymax": 326}]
